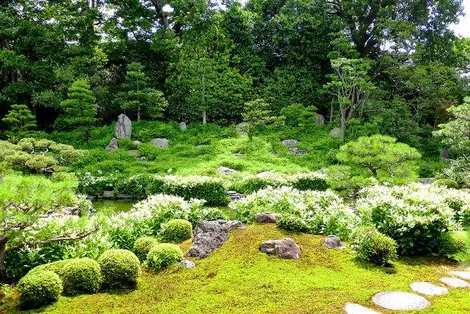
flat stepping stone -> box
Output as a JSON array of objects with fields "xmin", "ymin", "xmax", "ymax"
[
  {"xmin": 440, "ymin": 277, "xmax": 470, "ymax": 288},
  {"xmin": 372, "ymin": 292, "xmax": 430, "ymax": 311},
  {"xmin": 410, "ymin": 282, "xmax": 448, "ymax": 295},
  {"xmin": 449, "ymin": 271, "xmax": 470, "ymax": 280},
  {"xmin": 345, "ymin": 303, "xmax": 381, "ymax": 314}
]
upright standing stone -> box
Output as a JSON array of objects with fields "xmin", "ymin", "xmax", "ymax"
[
  {"xmin": 180, "ymin": 122, "xmax": 187, "ymax": 131},
  {"xmin": 114, "ymin": 114, "xmax": 132, "ymax": 139},
  {"xmin": 315, "ymin": 114, "xmax": 325, "ymax": 125},
  {"xmin": 329, "ymin": 127, "xmax": 344, "ymax": 138},
  {"xmin": 151, "ymin": 138, "xmax": 169, "ymax": 148},
  {"xmin": 105, "ymin": 138, "xmax": 118, "ymax": 152}
]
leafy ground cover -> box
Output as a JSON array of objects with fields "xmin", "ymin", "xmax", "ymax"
[{"xmin": 2, "ymin": 224, "xmax": 469, "ymax": 314}]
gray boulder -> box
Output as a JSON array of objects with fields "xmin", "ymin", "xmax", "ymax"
[
  {"xmin": 315, "ymin": 114, "xmax": 325, "ymax": 125},
  {"xmin": 179, "ymin": 260, "xmax": 196, "ymax": 269},
  {"xmin": 329, "ymin": 127, "xmax": 344, "ymax": 138},
  {"xmin": 151, "ymin": 138, "xmax": 169, "ymax": 148},
  {"xmin": 105, "ymin": 138, "xmax": 118, "ymax": 152},
  {"xmin": 217, "ymin": 166, "xmax": 238, "ymax": 176},
  {"xmin": 255, "ymin": 213, "xmax": 277, "ymax": 224},
  {"xmin": 226, "ymin": 191, "xmax": 244, "ymax": 202},
  {"xmin": 282, "ymin": 139, "xmax": 299, "ymax": 147},
  {"xmin": 180, "ymin": 122, "xmax": 187, "ymax": 131},
  {"xmin": 259, "ymin": 238, "xmax": 301, "ymax": 259},
  {"xmin": 102, "ymin": 190, "xmax": 115, "ymax": 198},
  {"xmin": 114, "ymin": 114, "xmax": 132, "ymax": 139},
  {"xmin": 236, "ymin": 122, "xmax": 248, "ymax": 135},
  {"xmin": 323, "ymin": 235, "xmax": 346, "ymax": 250},
  {"xmin": 133, "ymin": 140, "xmax": 142, "ymax": 145},
  {"xmin": 289, "ymin": 148, "xmax": 308, "ymax": 155},
  {"xmin": 188, "ymin": 220, "xmax": 245, "ymax": 259}
]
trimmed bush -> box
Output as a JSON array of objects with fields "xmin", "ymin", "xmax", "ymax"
[
  {"xmin": 433, "ymin": 179, "xmax": 459, "ymax": 189},
  {"xmin": 60, "ymin": 258, "xmax": 101, "ymax": 296},
  {"xmin": 17, "ymin": 270, "xmax": 62, "ymax": 309},
  {"xmin": 352, "ymin": 226, "xmax": 398, "ymax": 266},
  {"xmin": 163, "ymin": 175, "xmax": 228, "ymax": 205},
  {"xmin": 291, "ymin": 172, "xmax": 328, "ymax": 191},
  {"xmin": 438, "ymin": 232, "xmax": 469, "ymax": 259},
  {"xmin": 145, "ymin": 244, "xmax": 184, "ymax": 271},
  {"xmin": 277, "ymin": 214, "xmax": 310, "ymax": 233},
  {"xmin": 160, "ymin": 219, "xmax": 193, "ymax": 243},
  {"xmin": 98, "ymin": 249, "xmax": 140, "ymax": 289},
  {"xmin": 134, "ymin": 237, "xmax": 159, "ymax": 261}
]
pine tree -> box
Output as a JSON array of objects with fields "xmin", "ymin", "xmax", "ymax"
[
  {"xmin": 2, "ymin": 104, "xmax": 37, "ymax": 132},
  {"xmin": 55, "ymin": 79, "xmax": 97, "ymax": 142},
  {"xmin": 118, "ymin": 62, "xmax": 167, "ymax": 121}
]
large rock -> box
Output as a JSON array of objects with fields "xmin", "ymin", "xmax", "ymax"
[
  {"xmin": 180, "ymin": 122, "xmax": 187, "ymax": 131},
  {"xmin": 281, "ymin": 139, "xmax": 299, "ymax": 147},
  {"xmin": 259, "ymin": 238, "xmax": 301, "ymax": 259},
  {"xmin": 226, "ymin": 191, "xmax": 244, "ymax": 202},
  {"xmin": 188, "ymin": 220, "xmax": 245, "ymax": 259},
  {"xmin": 114, "ymin": 114, "xmax": 132, "ymax": 139},
  {"xmin": 289, "ymin": 147, "xmax": 308, "ymax": 155},
  {"xmin": 151, "ymin": 138, "xmax": 169, "ymax": 148},
  {"xmin": 105, "ymin": 138, "xmax": 118, "ymax": 152},
  {"xmin": 255, "ymin": 213, "xmax": 277, "ymax": 224},
  {"xmin": 322, "ymin": 235, "xmax": 346, "ymax": 250},
  {"xmin": 315, "ymin": 114, "xmax": 325, "ymax": 125},
  {"xmin": 329, "ymin": 127, "xmax": 344, "ymax": 138},
  {"xmin": 217, "ymin": 166, "xmax": 238, "ymax": 176}
]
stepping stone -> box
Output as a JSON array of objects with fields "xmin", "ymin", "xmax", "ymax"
[
  {"xmin": 449, "ymin": 271, "xmax": 470, "ymax": 280},
  {"xmin": 345, "ymin": 303, "xmax": 381, "ymax": 314},
  {"xmin": 372, "ymin": 292, "xmax": 430, "ymax": 311},
  {"xmin": 440, "ymin": 277, "xmax": 470, "ymax": 288},
  {"xmin": 410, "ymin": 282, "xmax": 449, "ymax": 296}
]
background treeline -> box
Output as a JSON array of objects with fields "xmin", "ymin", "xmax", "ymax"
[{"xmin": 0, "ymin": 0, "xmax": 469, "ymax": 147}]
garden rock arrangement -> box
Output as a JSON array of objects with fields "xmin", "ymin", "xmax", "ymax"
[
  {"xmin": 105, "ymin": 138, "xmax": 118, "ymax": 152},
  {"xmin": 289, "ymin": 147, "xmax": 309, "ymax": 155},
  {"xmin": 114, "ymin": 114, "xmax": 132, "ymax": 139},
  {"xmin": 226, "ymin": 191, "xmax": 243, "ymax": 201},
  {"xmin": 255, "ymin": 213, "xmax": 276, "ymax": 224},
  {"xmin": 281, "ymin": 139, "xmax": 299, "ymax": 147},
  {"xmin": 188, "ymin": 220, "xmax": 245, "ymax": 259},
  {"xmin": 217, "ymin": 166, "xmax": 238, "ymax": 175},
  {"xmin": 322, "ymin": 235, "xmax": 346, "ymax": 250},
  {"xmin": 151, "ymin": 138, "xmax": 169, "ymax": 148},
  {"xmin": 259, "ymin": 238, "xmax": 301, "ymax": 260},
  {"xmin": 329, "ymin": 127, "xmax": 343, "ymax": 138}
]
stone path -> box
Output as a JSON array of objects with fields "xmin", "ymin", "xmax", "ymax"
[{"xmin": 344, "ymin": 269, "xmax": 470, "ymax": 313}]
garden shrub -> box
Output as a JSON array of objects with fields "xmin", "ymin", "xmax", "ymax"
[
  {"xmin": 232, "ymin": 186, "xmax": 357, "ymax": 240},
  {"xmin": 160, "ymin": 219, "xmax": 193, "ymax": 243},
  {"xmin": 352, "ymin": 226, "xmax": 398, "ymax": 266},
  {"xmin": 60, "ymin": 258, "xmax": 101, "ymax": 296},
  {"xmin": 17, "ymin": 270, "xmax": 62, "ymax": 309},
  {"xmin": 356, "ymin": 184, "xmax": 467, "ymax": 255},
  {"xmin": 234, "ymin": 172, "xmax": 287, "ymax": 194},
  {"xmin": 163, "ymin": 175, "xmax": 228, "ymax": 205},
  {"xmin": 437, "ymin": 232, "xmax": 469, "ymax": 259},
  {"xmin": 98, "ymin": 249, "xmax": 140, "ymax": 289},
  {"xmin": 290, "ymin": 172, "xmax": 328, "ymax": 191},
  {"xmin": 145, "ymin": 244, "xmax": 183, "ymax": 272},
  {"xmin": 133, "ymin": 237, "xmax": 159, "ymax": 261},
  {"xmin": 277, "ymin": 214, "xmax": 310, "ymax": 233},
  {"xmin": 433, "ymin": 179, "xmax": 459, "ymax": 189}
]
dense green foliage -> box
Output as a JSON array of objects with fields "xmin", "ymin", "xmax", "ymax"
[
  {"xmin": 59, "ymin": 259, "xmax": 101, "ymax": 296},
  {"xmin": 17, "ymin": 270, "xmax": 62, "ymax": 309},
  {"xmin": 145, "ymin": 244, "xmax": 184, "ymax": 272},
  {"xmin": 352, "ymin": 226, "xmax": 398, "ymax": 266},
  {"xmin": 97, "ymin": 250, "xmax": 140, "ymax": 289},
  {"xmin": 160, "ymin": 219, "xmax": 193, "ymax": 244}
]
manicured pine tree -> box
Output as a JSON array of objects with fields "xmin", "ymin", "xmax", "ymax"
[
  {"xmin": 55, "ymin": 79, "xmax": 97, "ymax": 142},
  {"xmin": 2, "ymin": 104, "xmax": 37, "ymax": 133},
  {"xmin": 118, "ymin": 62, "xmax": 167, "ymax": 121}
]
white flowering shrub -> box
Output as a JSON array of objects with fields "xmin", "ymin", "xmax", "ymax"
[
  {"xmin": 356, "ymin": 183, "xmax": 470, "ymax": 255},
  {"xmin": 104, "ymin": 195, "xmax": 224, "ymax": 250},
  {"xmin": 234, "ymin": 171, "xmax": 328, "ymax": 194},
  {"xmin": 231, "ymin": 186, "xmax": 357, "ymax": 239}
]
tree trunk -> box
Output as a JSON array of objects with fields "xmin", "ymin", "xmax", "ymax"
[
  {"xmin": 137, "ymin": 107, "xmax": 141, "ymax": 122},
  {"xmin": 329, "ymin": 100, "xmax": 334, "ymax": 124},
  {"xmin": 202, "ymin": 110, "xmax": 207, "ymax": 125},
  {"xmin": 0, "ymin": 237, "xmax": 8, "ymax": 283},
  {"xmin": 368, "ymin": 165, "xmax": 378, "ymax": 178},
  {"xmin": 340, "ymin": 107, "xmax": 347, "ymax": 139}
]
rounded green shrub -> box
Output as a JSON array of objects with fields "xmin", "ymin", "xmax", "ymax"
[
  {"xmin": 160, "ymin": 219, "xmax": 193, "ymax": 243},
  {"xmin": 352, "ymin": 226, "xmax": 398, "ymax": 266},
  {"xmin": 17, "ymin": 270, "xmax": 62, "ymax": 309},
  {"xmin": 438, "ymin": 232, "xmax": 469, "ymax": 259},
  {"xmin": 98, "ymin": 249, "xmax": 140, "ymax": 289},
  {"xmin": 133, "ymin": 237, "xmax": 159, "ymax": 261},
  {"xmin": 276, "ymin": 214, "xmax": 310, "ymax": 233},
  {"xmin": 145, "ymin": 243, "xmax": 184, "ymax": 271},
  {"xmin": 60, "ymin": 258, "xmax": 101, "ymax": 296},
  {"xmin": 433, "ymin": 179, "xmax": 459, "ymax": 189}
]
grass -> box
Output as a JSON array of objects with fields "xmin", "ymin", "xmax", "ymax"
[{"xmin": 2, "ymin": 224, "xmax": 470, "ymax": 314}]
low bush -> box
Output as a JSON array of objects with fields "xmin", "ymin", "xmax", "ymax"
[
  {"xmin": 60, "ymin": 258, "xmax": 101, "ymax": 296},
  {"xmin": 17, "ymin": 270, "xmax": 62, "ymax": 309},
  {"xmin": 160, "ymin": 219, "xmax": 193, "ymax": 243},
  {"xmin": 433, "ymin": 179, "xmax": 459, "ymax": 189},
  {"xmin": 437, "ymin": 232, "xmax": 469, "ymax": 259},
  {"xmin": 290, "ymin": 172, "xmax": 328, "ymax": 191},
  {"xmin": 98, "ymin": 249, "xmax": 140, "ymax": 289},
  {"xmin": 163, "ymin": 175, "xmax": 228, "ymax": 205},
  {"xmin": 277, "ymin": 214, "xmax": 310, "ymax": 233},
  {"xmin": 145, "ymin": 244, "xmax": 184, "ymax": 271},
  {"xmin": 352, "ymin": 226, "xmax": 398, "ymax": 266},
  {"xmin": 133, "ymin": 237, "xmax": 159, "ymax": 261}
]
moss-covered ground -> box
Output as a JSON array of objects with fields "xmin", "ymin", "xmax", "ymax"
[{"xmin": 2, "ymin": 224, "xmax": 469, "ymax": 314}]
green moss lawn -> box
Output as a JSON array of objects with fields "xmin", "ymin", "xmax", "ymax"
[{"xmin": 2, "ymin": 224, "xmax": 470, "ymax": 314}]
